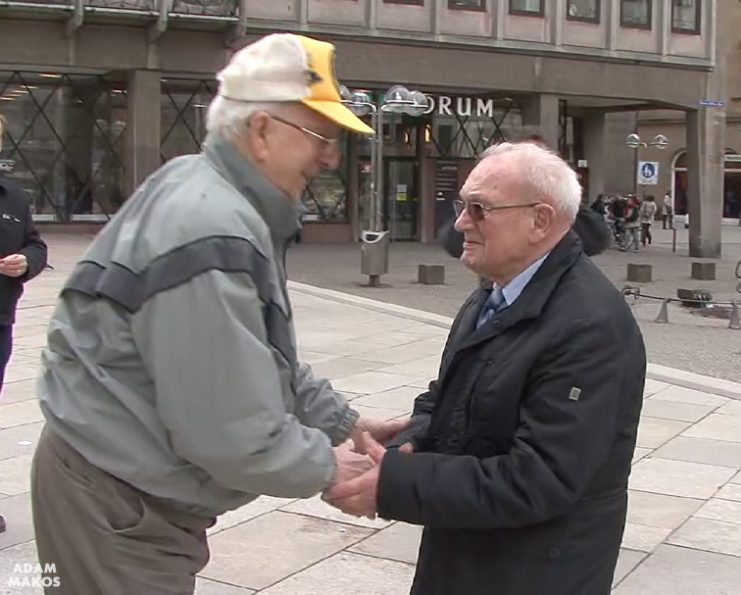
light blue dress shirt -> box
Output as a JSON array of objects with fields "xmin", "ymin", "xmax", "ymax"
[{"xmin": 476, "ymin": 252, "xmax": 550, "ymax": 329}]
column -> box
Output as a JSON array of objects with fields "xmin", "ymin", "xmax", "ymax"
[
  {"xmin": 582, "ymin": 112, "xmax": 606, "ymax": 203},
  {"xmin": 124, "ymin": 69, "xmax": 161, "ymax": 197},
  {"xmin": 686, "ymin": 109, "xmax": 725, "ymax": 258},
  {"xmin": 520, "ymin": 94, "xmax": 560, "ymax": 152}
]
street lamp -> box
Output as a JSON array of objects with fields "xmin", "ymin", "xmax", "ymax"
[
  {"xmin": 341, "ymin": 84, "xmax": 429, "ymax": 234},
  {"xmin": 626, "ymin": 133, "xmax": 669, "ymax": 195}
]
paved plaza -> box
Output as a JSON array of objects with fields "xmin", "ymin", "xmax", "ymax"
[{"xmin": 1, "ymin": 234, "xmax": 741, "ymax": 593}]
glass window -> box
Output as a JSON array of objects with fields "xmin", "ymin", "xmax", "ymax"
[
  {"xmin": 621, "ymin": 0, "xmax": 652, "ymax": 29},
  {"xmin": 509, "ymin": 0, "xmax": 544, "ymax": 16},
  {"xmin": 448, "ymin": 0, "xmax": 486, "ymax": 10},
  {"xmin": 672, "ymin": 0, "xmax": 700, "ymax": 34},
  {"xmin": 382, "ymin": 0, "xmax": 424, "ymax": 5},
  {"xmin": 0, "ymin": 72, "xmax": 126, "ymax": 222},
  {"xmin": 566, "ymin": 0, "xmax": 600, "ymax": 22}
]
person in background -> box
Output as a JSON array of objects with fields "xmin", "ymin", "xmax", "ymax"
[
  {"xmin": 326, "ymin": 141, "xmax": 646, "ymax": 595},
  {"xmin": 31, "ymin": 33, "xmax": 406, "ymax": 594},
  {"xmin": 0, "ymin": 114, "xmax": 48, "ymax": 535},
  {"xmin": 621, "ymin": 196, "xmax": 641, "ymax": 252},
  {"xmin": 662, "ymin": 190, "xmax": 673, "ymax": 229},
  {"xmin": 640, "ymin": 195, "xmax": 658, "ymax": 246}
]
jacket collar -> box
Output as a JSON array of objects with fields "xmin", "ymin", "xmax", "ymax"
[
  {"xmin": 456, "ymin": 231, "xmax": 584, "ymax": 350},
  {"xmin": 202, "ymin": 132, "xmax": 300, "ymax": 248}
]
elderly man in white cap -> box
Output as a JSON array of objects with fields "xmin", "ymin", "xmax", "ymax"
[{"xmin": 31, "ymin": 33, "xmax": 405, "ymax": 594}]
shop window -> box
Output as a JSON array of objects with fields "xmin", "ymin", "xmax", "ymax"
[
  {"xmin": 672, "ymin": 0, "xmax": 701, "ymax": 34},
  {"xmin": 509, "ymin": 0, "xmax": 544, "ymax": 16},
  {"xmin": 566, "ymin": 0, "xmax": 600, "ymax": 23},
  {"xmin": 621, "ymin": 0, "xmax": 651, "ymax": 29},
  {"xmin": 160, "ymin": 79, "xmax": 216, "ymax": 163},
  {"xmin": 0, "ymin": 71, "xmax": 126, "ymax": 222}
]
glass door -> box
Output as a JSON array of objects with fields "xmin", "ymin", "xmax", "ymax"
[{"xmin": 385, "ymin": 159, "xmax": 418, "ymax": 241}]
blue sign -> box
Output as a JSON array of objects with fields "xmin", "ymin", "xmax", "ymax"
[
  {"xmin": 637, "ymin": 161, "xmax": 659, "ymax": 185},
  {"xmin": 699, "ymin": 99, "xmax": 724, "ymax": 108}
]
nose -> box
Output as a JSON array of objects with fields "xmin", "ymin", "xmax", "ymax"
[
  {"xmin": 454, "ymin": 207, "xmax": 474, "ymax": 233},
  {"xmin": 320, "ymin": 143, "xmax": 341, "ymax": 170}
]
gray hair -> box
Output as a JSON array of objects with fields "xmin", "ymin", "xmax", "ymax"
[
  {"xmin": 481, "ymin": 142, "xmax": 582, "ymax": 222},
  {"xmin": 206, "ymin": 96, "xmax": 282, "ymax": 140}
]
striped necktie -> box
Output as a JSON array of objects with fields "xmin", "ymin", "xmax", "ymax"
[{"xmin": 476, "ymin": 285, "xmax": 506, "ymax": 329}]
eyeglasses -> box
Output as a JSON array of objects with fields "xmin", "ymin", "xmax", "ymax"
[
  {"xmin": 453, "ymin": 199, "xmax": 541, "ymax": 221},
  {"xmin": 269, "ymin": 115, "xmax": 339, "ymax": 152}
]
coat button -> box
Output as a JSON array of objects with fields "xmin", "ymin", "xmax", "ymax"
[
  {"xmin": 492, "ymin": 320, "xmax": 502, "ymax": 329},
  {"xmin": 549, "ymin": 547, "xmax": 560, "ymax": 559}
]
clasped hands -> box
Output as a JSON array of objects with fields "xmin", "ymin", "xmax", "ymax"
[
  {"xmin": 0, "ymin": 253, "xmax": 28, "ymax": 278},
  {"xmin": 326, "ymin": 418, "xmax": 413, "ymax": 520}
]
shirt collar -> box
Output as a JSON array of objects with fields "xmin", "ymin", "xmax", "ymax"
[{"xmin": 497, "ymin": 252, "xmax": 551, "ymax": 308}]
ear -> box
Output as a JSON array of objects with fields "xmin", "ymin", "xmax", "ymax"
[
  {"xmin": 530, "ymin": 203, "xmax": 555, "ymax": 240},
  {"xmin": 245, "ymin": 111, "xmax": 271, "ymax": 162}
]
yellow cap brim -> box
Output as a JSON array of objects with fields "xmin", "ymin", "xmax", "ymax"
[{"xmin": 302, "ymin": 99, "xmax": 374, "ymax": 135}]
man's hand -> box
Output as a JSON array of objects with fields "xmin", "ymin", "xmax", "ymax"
[
  {"xmin": 331, "ymin": 440, "xmax": 374, "ymax": 486},
  {"xmin": 350, "ymin": 417, "xmax": 409, "ymax": 454},
  {"xmin": 326, "ymin": 432, "xmax": 386, "ymax": 519},
  {"xmin": 0, "ymin": 253, "xmax": 28, "ymax": 278}
]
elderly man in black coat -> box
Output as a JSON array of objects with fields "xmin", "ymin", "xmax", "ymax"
[
  {"xmin": 0, "ymin": 116, "xmax": 48, "ymax": 534},
  {"xmin": 327, "ymin": 141, "xmax": 646, "ymax": 595}
]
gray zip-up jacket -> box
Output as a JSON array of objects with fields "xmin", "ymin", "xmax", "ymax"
[{"xmin": 38, "ymin": 133, "xmax": 358, "ymax": 518}]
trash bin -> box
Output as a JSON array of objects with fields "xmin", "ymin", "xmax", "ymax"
[{"xmin": 360, "ymin": 230, "xmax": 389, "ymax": 286}]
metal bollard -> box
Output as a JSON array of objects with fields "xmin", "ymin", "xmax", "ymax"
[
  {"xmin": 655, "ymin": 299, "xmax": 670, "ymax": 323},
  {"xmin": 730, "ymin": 301, "xmax": 741, "ymax": 330}
]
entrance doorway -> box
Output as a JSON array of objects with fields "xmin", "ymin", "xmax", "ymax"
[
  {"xmin": 385, "ymin": 159, "xmax": 418, "ymax": 241},
  {"xmin": 357, "ymin": 157, "xmax": 419, "ymax": 240}
]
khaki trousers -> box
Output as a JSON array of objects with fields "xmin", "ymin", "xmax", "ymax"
[{"xmin": 31, "ymin": 426, "xmax": 215, "ymax": 595}]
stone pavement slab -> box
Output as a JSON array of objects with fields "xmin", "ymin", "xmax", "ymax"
[
  {"xmin": 3, "ymin": 233, "xmax": 741, "ymax": 593},
  {"xmin": 613, "ymin": 544, "xmax": 741, "ymax": 594}
]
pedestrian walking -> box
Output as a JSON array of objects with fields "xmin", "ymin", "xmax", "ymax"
[
  {"xmin": 0, "ymin": 114, "xmax": 48, "ymax": 535},
  {"xmin": 621, "ymin": 197, "xmax": 641, "ymax": 252},
  {"xmin": 662, "ymin": 190, "xmax": 673, "ymax": 229},
  {"xmin": 640, "ymin": 195, "xmax": 658, "ymax": 246}
]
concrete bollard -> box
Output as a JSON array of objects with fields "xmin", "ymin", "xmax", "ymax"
[
  {"xmin": 655, "ymin": 299, "xmax": 670, "ymax": 323},
  {"xmin": 627, "ymin": 264, "xmax": 652, "ymax": 283},
  {"xmin": 730, "ymin": 301, "xmax": 741, "ymax": 330},
  {"xmin": 691, "ymin": 262, "xmax": 716, "ymax": 280},
  {"xmin": 418, "ymin": 264, "xmax": 445, "ymax": 285}
]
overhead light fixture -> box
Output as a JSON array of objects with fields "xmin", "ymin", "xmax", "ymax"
[{"xmin": 39, "ymin": 73, "xmax": 62, "ymax": 79}]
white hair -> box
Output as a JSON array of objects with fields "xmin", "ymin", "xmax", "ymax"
[
  {"xmin": 481, "ymin": 142, "xmax": 582, "ymax": 222},
  {"xmin": 206, "ymin": 96, "xmax": 282, "ymax": 140}
]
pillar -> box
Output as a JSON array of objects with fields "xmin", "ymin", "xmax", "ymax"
[
  {"xmin": 686, "ymin": 109, "xmax": 725, "ymax": 258},
  {"xmin": 582, "ymin": 112, "xmax": 607, "ymax": 203},
  {"xmin": 520, "ymin": 94, "xmax": 560, "ymax": 151},
  {"xmin": 124, "ymin": 70, "xmax": 161, "ymax": 197}
]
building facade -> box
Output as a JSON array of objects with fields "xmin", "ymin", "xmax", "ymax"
[
  {"xmin": 0, "ymin": 0, "xmax": 727, "ymax": 256},
  {"xmin": 637, "ymin": 0, "xmax": 740, "ymax": 226}
]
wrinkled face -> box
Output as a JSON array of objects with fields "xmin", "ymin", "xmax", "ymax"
[
  {"xmin": 246, "ymin": 103, "xmax": 342, "ymax": 203},
  {"xmin": 454, "ymin": 156, "xmax": 553, "ymax": 284}
]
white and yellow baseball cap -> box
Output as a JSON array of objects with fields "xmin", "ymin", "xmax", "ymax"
[{"xmin": 217, "ymin": 33, "xmax": 374, "ymax": 136}]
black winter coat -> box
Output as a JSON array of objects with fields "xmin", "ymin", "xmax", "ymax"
[
  {"xmin": 380, "ymin": 232, "xmax": 646, "ymax": 595},
  {"xmin": 0, "ymin": 178, "xmax": 48, "ymax": 325}
]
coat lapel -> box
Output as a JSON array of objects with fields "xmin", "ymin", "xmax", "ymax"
[{"xmin": 452, "ymin": 232, "xmax": 584, "ymax": 354}]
